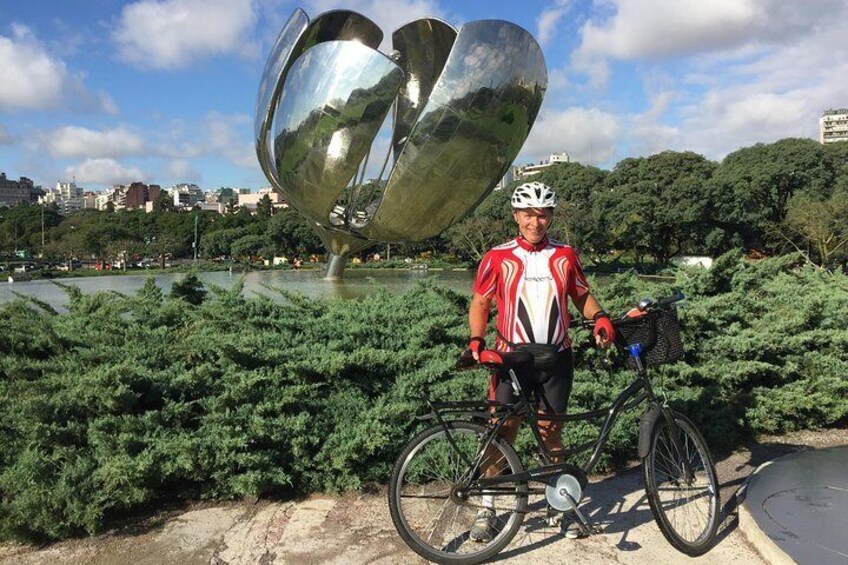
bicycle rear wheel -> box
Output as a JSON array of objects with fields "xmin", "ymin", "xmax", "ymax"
[
  {"xmin": 643, "ymin": 410, "xmax": 720, "ymax": 556},
  {"xmin": 388, "ymin": 421, "xmax": 527, "ymax": 565}
]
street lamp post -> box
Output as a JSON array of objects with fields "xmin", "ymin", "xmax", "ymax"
[{"xmin": 193, "ymin": 214, "xmax": 199, "ymax": 262}]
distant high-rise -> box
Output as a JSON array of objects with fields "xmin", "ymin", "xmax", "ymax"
[
  {"xmin": 820, "ymin": 109, "xmax": 848, "ymax": 144},
  {"xmin": 0, "ymin": 172, "xmax": 35, "ymax": 207},
  {"xmin": 514, "ymin": 152, "xmax": 570, "ymax": 181},
  {"xmin": 170, "ymin": 183, "xmax": 205, "ymax": 208},
  {"xmin": 125, "ymin": 182, "xmax": 160, "ymax": 209},
  {"xmin": 40, "ymin": 180, "xmax": 84, "ymax": 215}
]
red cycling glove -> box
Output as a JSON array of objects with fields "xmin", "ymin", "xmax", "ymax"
[
  {"xmin": 593, "ymin": 312, "xmax": 615, "ymax": 345},
  {"xmin": 468, "ymin": 337, "xmax": 486, "ymax": 354}
]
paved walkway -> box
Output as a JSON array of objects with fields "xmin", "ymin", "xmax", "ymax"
[
  {"xmin": 739, "ymin": 446, "xmax": 848, "ymax": 565},
  {"xmin": 6, "ymin": 430, "xmax": 847, "ymax": 565},
  {"xmin": 0, "ymin": 465, "xmax": 765, "ymax": 565}
]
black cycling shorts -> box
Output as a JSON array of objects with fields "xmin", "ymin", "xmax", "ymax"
[{"xmin": 488, "ymin": 348, "xmax": 574, "ymax": 414}]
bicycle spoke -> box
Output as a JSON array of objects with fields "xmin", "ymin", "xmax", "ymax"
[
  {"xmin": 392, "ymin": 423, "xmax": 528, "ymax": 560},
  {"xmin": 646, "ymin": 415, "xmax": 719, "ymax": 551}
]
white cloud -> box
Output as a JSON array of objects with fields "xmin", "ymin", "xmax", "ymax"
[
  {"xmin": 46, "ymin": 126, "xmax": 145, "ymax": 158},
  {"xmin": 0, "ymin": 24, "xmax": 116, "ymax": 113},
  {"xmin": 156, "ymin": 112, "xmax": 257, "ymax": 170},
  {"xmin": 677, "ymin": 87, "xmax": 825, "ymax": 159},
  {"xmin": 570, "ymin": 0, "xmax": 847, "ymax": 87},
  {"xmin": 537, "ymin": 1, "xmax": 570, "ymax": 46},
  {"xmin": 65, "ymin": 158, "xmax": 145, "ymax": 185},
  {"xmin": 576, "ymin": 0, "xmax": 762, "ymax": 63},
  {"xmin": 0, "ymin": 24, "xmax": 68, "ymax": 110},
  {"xmin": 201, "ymin": 112, "xmax": 256, "ymax": 167},
  {"xmin": 557, "ymin": 0, "xmax": 848, "ymax": 159},
  {"xmin": 113, "ymin": 0, "xmax": 258, "ymax": 69},
  {"xmin": 673, "ymin": 7, "xmax": 848, "ymax": 158},
  {"xmin": 165, "ymin": 159, "xmax": 200, "ymax": 181},
  {"xmin": 521, "ymin": 107, "xmax": 620, "ymax": 165}
]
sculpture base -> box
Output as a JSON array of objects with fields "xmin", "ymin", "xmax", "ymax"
[
  {"xmin": 313, "ymin": 224, "xmax": 372, "ymax": 280},
  {"xmin": 324, "ymin": 254, "xmax": 347, "ymax": 279}
]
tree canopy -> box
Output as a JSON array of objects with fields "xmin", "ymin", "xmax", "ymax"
[{"xmin": 5, "ymin": 137, "xmax": 848, "ymax": 270}]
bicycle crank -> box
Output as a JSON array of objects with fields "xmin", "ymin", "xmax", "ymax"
[
  {"xmin": 545, "ymin": 473, "xmax": 583, "ymax": 511},
  {"xmin": 545, "ymin": 464, "xmax": 588, "ymax": 512}
]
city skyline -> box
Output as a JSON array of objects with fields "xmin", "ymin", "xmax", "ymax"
[{"xmin": 2, "ymin": 0, "xmax": 847, "ymax": 191}]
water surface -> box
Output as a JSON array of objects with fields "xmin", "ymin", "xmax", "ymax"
[{"xmin": 0, "ymin": 269, "xmax": 476, "ymax": 311}]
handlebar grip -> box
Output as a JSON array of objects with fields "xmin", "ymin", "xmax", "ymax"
[
  {"xmin": 656, "ymin": 291, "xmax": 685, "ymax": 307},
  {"xmin": 456, "ymin": 349, "xmax": 477, "ymax": 369}
]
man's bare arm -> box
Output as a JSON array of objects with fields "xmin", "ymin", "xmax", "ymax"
[
  {"xmin": 573, "ymin": 293, "xmax": 602, "ymax": 320},
  {"xmin": 469, "ymin": 292, "xmax": 492, "ymax": 359}
]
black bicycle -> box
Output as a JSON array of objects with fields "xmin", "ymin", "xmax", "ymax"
[{"xmin": 388, "ymin": 293, "xmax": 720, "ymax": 564}]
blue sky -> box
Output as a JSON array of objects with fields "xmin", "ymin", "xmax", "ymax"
[{"xmin": 1, "ymin": 0, "xmax": 846, "ymax": 191}]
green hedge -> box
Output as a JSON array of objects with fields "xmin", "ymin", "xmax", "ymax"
[{"xmin": 0, "ymin": 253, "xmax": 846, "ymax": 540}]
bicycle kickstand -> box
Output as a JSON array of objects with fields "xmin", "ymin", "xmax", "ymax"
[{"xmin": 563, "ymin": 493, "xmax": 604, "ymax": 536}]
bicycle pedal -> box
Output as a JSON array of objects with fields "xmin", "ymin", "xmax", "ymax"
[{"xmin": 545, "ymin": 514, "xmax": 564, "ymax": 528}]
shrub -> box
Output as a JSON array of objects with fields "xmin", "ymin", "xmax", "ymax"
[{"xmin": 0, "ymin": 253, "xmax": 845, "ymax": 540}]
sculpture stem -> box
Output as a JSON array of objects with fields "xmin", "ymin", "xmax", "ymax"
[{"xmin": 324, "ymin": 254, "xmax": 347, "ymax": 279}]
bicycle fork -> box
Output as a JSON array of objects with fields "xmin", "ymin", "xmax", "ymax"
[{"xmin": 631, "ymin": 348, "xmax": 695, "ymax": 484}]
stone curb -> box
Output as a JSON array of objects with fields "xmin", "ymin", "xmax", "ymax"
[{"xmin": 736, "ymin": 461, "xmax": 796, "ymax": 565}]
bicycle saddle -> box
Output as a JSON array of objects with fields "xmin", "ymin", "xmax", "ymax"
[{"xmin": 479, "ymin": 349, "xmax": 533, "ymax": 370}]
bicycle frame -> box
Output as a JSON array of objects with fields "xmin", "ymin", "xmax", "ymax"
[{"xmin": 423, "ymin": 342, "xmax": 691, "ymax": 496}]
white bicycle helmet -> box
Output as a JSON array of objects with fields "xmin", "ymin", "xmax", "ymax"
[{"xmin": 511, "ymin": 181, "xmax": 557, "ymax": 209}]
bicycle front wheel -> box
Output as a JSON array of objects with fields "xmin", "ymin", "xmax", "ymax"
[
  {"xmin": 388, "ymin": 421, "xmax": 527, "ymax": 565},
  {"xmin": 643, "ymin": 410, "xmax": 720, "ymax": 556}
]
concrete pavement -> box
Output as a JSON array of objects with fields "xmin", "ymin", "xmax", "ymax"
[{"xmin": 0, "ymin": 464, "xmax": 765, "ymax": 565}]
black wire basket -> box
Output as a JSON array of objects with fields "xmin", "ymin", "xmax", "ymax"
[{"xmin": 616, "ymin": 307, "xmax": 685, "ymax": 368}]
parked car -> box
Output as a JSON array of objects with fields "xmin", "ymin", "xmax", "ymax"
[{"xmin": 13, "ymin": 263, "xmax": 37, "ymax": 273}]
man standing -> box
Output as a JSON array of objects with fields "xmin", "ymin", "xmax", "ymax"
[{"xmin": 467, "ymin": 181, "xmax": 615, "ymax": 541}]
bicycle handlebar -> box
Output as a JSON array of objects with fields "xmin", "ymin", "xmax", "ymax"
[
  {"xmin": 655, "ymin": 291, "xmax": 685, "ymax": 308},
  {"xmin": 456, "ymin": 292, "xmax": 686, "ymax": 366}
]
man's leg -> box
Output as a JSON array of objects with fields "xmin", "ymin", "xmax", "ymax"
[
  {"xmin": 537, "ymin": 416, "xmax": 563, "ymax": 459},
  {"xmin": 473, "ymin": 372, "xmax": 522, "ymax": 543},
  {"xmin": 537, "ymin": 350, "xmax": 583, "ymax": 535},
  {"xmin": 472, "ymin": 415, "xmax": 523, "ymax": 542}
]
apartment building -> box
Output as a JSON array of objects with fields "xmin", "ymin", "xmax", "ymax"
[
  {"xmin": 40, "ymin": 180, "xmax": 84, "ymax": 215},
  {"xmin": 820, "ymin": 108, "xmax": 848, "ymax": 144},
  {"xmin": 514, "ymin": 152, "xmax": 570, "ymax": 181},
  {"xmin": 0, "ymin": 173, "xmax": 35, "ymax": 207}
]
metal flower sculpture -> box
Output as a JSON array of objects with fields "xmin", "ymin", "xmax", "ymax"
[{"xmin": 255, "ymin": 8, "xmax": 547, "ymax": 277}]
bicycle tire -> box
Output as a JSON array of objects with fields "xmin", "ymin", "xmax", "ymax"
[
  {"xmin": 388, "ymin": 421, "xmax": 527, "ymax": 565},
  {"xmin": 642, "ymin": 410, "xmax": 720, "ymax": 556}
]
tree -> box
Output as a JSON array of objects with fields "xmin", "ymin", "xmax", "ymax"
[
  {"xmin": 600, "ymin": 151, "xmax": 717, "ymax": 263},
  {"xmin": 200, "ymin": 227, "xmax": 244, "ymax": 259},
  {"xmin": 256, "ymin": 194, "xmax": 274, "ymax": 220},
  {"xmin": 782, "ymin": 189, "xmax": 848, "ymax": 269},
  {"xmin": 535, "ymin": 162, "xmax": 610, "ymax": 260},
  {"xmin": 707, "ymin": 138, "xmax": 834, "ymax": 252},
  {"xmin": 153, "ymin": 191, "xmax": 175, "ymax": 212},
  {"xmin": 443, "ymin": 187, "xmax": 513, "ymax": 262},
  {"xmin": 231, "ymin": 234, "xmax": 270, "ymax": 261},
  {"xmin": 264, "ymin": 207, "xmax": 322, "ymax": 256}
]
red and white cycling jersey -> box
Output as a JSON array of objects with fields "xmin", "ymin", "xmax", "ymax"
[{"xmin": 473, "ymin": 237, "xmax": 590, "ymax": 351}]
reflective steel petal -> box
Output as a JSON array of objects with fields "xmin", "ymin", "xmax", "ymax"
[
  {"xmin": 255, "ymin": 8, "xmax": 309, "ymax": 191},
  {"xmin": 257, "ymin": 10, "xmax": 549, "ymax": 276},
  {"xmin": 391, "ymin": 18, "xmax": 456, "ymax": 160},
  {"xmin": 354, "ymin": 20, "xmax": 547, "ymax": 241},
  {"xmin": 255, "ymin": 10, "xmax": 383, "ymax": 191},
  {"xmin": 272, "ymin": 40, "xmax": 404, "ymax": 225}
]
